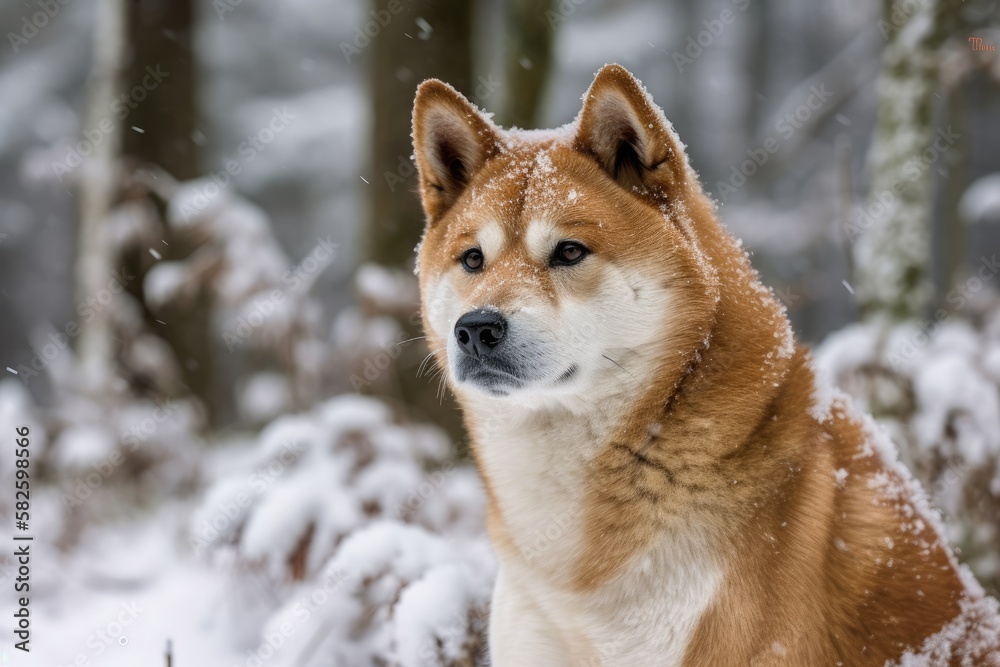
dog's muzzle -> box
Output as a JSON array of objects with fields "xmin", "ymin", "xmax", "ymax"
[{"xmin": 452, "ymin": 309, "xmax": 526, "ymax": 393}]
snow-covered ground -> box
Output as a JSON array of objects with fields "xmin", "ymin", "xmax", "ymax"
[{"xmin": 4, "ymin": 501, "xmax": 247, "ymax": 666}]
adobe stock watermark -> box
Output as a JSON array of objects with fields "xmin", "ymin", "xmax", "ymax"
[
  {"xmin": 61, "ymin": 399, "xmax": 181, "ymax": 510},
  {"xmin": 50, "ymin": 65, "xmax": 169, "ymax": 182},
  {"xmin": 577, "ymin": 605, "xmax": 662, "ymax": 666},
  {"xmin": 712, "ymin": 83, "xmax": 833, "ymax": 202},
  {"xmin": 221, "ymin": 236, "xmax": 337, "ymax": 351},
  {"xmin": 774, "ymin": 285, "xmax": 801, "ymax": 310},
  {"xmin": 121, "ymin": 398, "xmax": 185, "ymax": 449},
  {"xmin": 392, "ymin": 460, "xmax": 456, "ymax": 519},
  {"xmin": 349, "ymin": 313, "xmax": 422, "ymax": 391},
  {"xmin": 12, "ymin": 268, "xmax": 135, "ymax": 386},
  {"xmin": 177, "ymin": 107, "xmax": 297, "ymax": 221},
  {"xmin": 546, "ymin": 0, "xmax": 588, "ymax": 29},
  {"xmin": 843, "ymin": 126, "xmax": 960, "ymax": 243},
  {"xmin": 520, "ymin": 501, "xmax": 582, "ymax": 563},
  {"xmin": 237, "ymin": 566, "xmax": 355, "ymax": 667},
  {"xmin": 7, "ymin": 0, "xmax": 75, "ymax": 54},
  {"xmin": 189, "ymin": 440, "xmax": 306, "ymax": 556},
  {"xmin": 55, "ymin": 601, "xmax": 143, "ymax": 667},
  {"xmin": 340, "ymin": 0, "xmax": 406, "ymax": 63},
  {"xmin": 671, "ymin": 0, "xmax": 751, "ymax": 73},
  {"xmin": 885, "ymin": 254, "xmax": 999, "ymax": 371},
  {"xmin": 927, "ymin": 462, "xmax": 972, "ymax": 506},
  {"xmin": 877, "ymin": 0, "xmax": 927, "ymax": 40},
  {"xmin": 212, "ymin": 0, "xmax": 246, "ymax": 20}
]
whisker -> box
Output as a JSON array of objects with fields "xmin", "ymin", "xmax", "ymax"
[
  {"xmin": 394, "ymin": 335, "xmax": 427, "ymax": 347},
  {"xmin": 416, "ymin": 353, "xmax": 435, "ymax": 378},
  {"xmin": 436, "ymin": 374, "xmax": 449, "ymax": 403},
  {"xmin": 602, "ymin": 354, "xmax": 639, "ymax": 385},
  {"xmin": 427, "ymin": 365, "xmax": 446, "ymax": 383},
  {"xmin": 416, "ymin": 346, "xmax": 447, "ymax": 378}
]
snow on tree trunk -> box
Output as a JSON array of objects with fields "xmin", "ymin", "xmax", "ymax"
[
  {"xmin": 852, "ymin": 0, "xmax": 960, "ymax": 319},
  {"xmin": 74, "ymin": 0, "xmax": 126, "ymax": 392}
]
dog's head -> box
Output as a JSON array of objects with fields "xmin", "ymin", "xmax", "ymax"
[{"xmin": 412, "ymin": 65, "xmax": 721, "ymax": 410}]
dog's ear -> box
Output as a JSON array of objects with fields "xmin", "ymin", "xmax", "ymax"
[
  {"xmin": 412, "ymin": 80, "xmax": 501, "ymax": 221},
  {"xmin": 574, "ymin": 64, "xmax": 688, "ymax": 193}
]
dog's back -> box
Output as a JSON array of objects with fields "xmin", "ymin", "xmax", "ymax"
[{"xmin": 683, "ymin": 355, "xmax": 1000, "ymax": 665}]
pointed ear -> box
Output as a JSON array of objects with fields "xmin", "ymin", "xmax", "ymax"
[
  {"xmin": 574, "ymin": 64, "xmax": 689, "ymax": 194},
  {"xmin": 412, "ymin": 80, "xmax": 501, "ymax": 221}
]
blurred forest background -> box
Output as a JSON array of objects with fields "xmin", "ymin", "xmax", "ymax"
[{"xmin": 0, "ymin": 0, "xmax": 1000, "ymax": 664}]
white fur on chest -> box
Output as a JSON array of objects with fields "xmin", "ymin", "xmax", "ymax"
[
  {"xmin": 474, "ymin": 401, "xmax": 613, "ymax": 582},
  {"xmin": 490, "ymin": 526, "xmax": 721, "ymax": 666},
  {"xmin": 473, "ymin": 404, "xmax": 722, "ymax": 666}
]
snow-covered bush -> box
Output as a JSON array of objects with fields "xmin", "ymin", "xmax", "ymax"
[
  {"xmin": 193, "ymin": 393, "xmax": 493, "ymax": 666},
  {"xmin": 7, "ymin": 316, "xmax": 205, "ymax": 530},
  {"xmin": 816, "ymin": 308, "xmax": 1000, "ymax": 592},
  {"xmin": 329, "ymin": 262, "xmax": 424, "ymax": 395},
  {"xmin": 143, "ymin": 178, "xmax": 336, "ymax": 411},
  {"xmin": 49, "ymin": 391, "xmax": 204, "ymax": 515},
  {"xmin": 0, "ymin": 380, "xmax": 48, "ymax": 517}
]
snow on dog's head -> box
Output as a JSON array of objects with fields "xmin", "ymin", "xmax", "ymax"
[{"xmin": 412, "ymin": 65, "xmax": 719, "ymax": 410}]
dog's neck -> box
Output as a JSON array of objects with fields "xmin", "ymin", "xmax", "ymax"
[
  {"xmin": 457, "ymin": 205, "xmax": 800, "ymax": 593},
  {"xmin": 461, "ymin": 389, "xmax": 637, "ymax": 586}
]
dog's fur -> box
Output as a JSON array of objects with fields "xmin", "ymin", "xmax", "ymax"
[{"xmin": 411, "ymin": 64, "xmax": 1000, "ymax": 666}]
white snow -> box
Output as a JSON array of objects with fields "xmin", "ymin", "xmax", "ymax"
[
  {"xmin": 912, "ymin": 352, "xmax": 1000, "ymax": 467},
  {"xmin": 240, "ymin": 372, "xmax": 293, "ymax": 424},
  {"xmin": 356, "ymin": 263, "xmax": 420, "ymax": 311},
  {"xmin": 182, "ymin": 392, "xmax": 492, "ymax": 664},
  {"xmin": 143, "ymin": 261, "xmax": 189, "ymax": 308},
  {"xmin": 960, "ymin": 173, "xmax": 1000, "ymax": 224},
  {"xmin": 51, "ymin": 423, "xmax": 117, "ymax": 469},
  {"xmin": 816, "ymin": 305, "xmax": 1000, "ymax": 591}
]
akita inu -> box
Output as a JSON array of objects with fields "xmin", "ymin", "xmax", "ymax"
[{"xmin": 411, "ymin": 64, "xmax": 1000, "ymax": 666}]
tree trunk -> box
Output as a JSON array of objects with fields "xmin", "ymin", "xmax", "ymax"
[
  {"xmin": 75, "ymin": 0, "xmax": 127, "ymax": 393},
  {"xmin": 500, "ymin": 0, "xmax": 556, "ymax": 129},
  {"xmin": 123, "ymin": 0, "xmax": 197, "ymax": 180},
  {"xmin": 938, "ymin": 84, "xmax": 966, "ymax": 301},
  {"xmin": 121, "ymin": 0, "xmax": 217, "ymax": 421},
  {"xmin": 368, "ymin": 0, "xmax": 473, "ymax": 269},
  {"xmin": 852, "ymin": 0, "xmax": 961, "ymax": 319},
  {"xmin": 366, "ymin": 0, "xmax": 474, "ymax": 443}
]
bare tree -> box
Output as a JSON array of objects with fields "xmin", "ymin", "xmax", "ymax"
[
  {"xmin": 75, "ymin": 0, "xmax": 127, "ymax": 393},
  {"xmin": 501, "ymin": 0, "xmax": 556, "ymax": 129},
  {"xmin": 123, "ymin": 0, "xmax": 197, "ymax": 181},
  {"xmin": 362, "ymin": 1, "xmax": 476, "ymax": 441},
  {"xmin": 119, "ymin": 0, "xmax": 218, "ymax": 420},
  {"xmin": 368, "ymin": 0, "xmax": 474, "ymax": 268}
]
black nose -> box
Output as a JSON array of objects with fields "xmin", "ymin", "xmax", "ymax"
[{"xmin": 455, "ymin": 310, "xmax": 507, "ymax": 358}]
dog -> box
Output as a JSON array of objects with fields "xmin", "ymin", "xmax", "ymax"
[{"xmin": 411, "ymin": 64, "xmax": 1000, "ymax": 666}]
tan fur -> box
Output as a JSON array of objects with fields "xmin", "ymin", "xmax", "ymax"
[{"xmin": 412, "ymin": 65, "xmax": 1000, "ymax": 666}]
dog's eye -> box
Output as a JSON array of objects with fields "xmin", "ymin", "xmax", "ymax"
[
  {"xmin": 551, "ymin": 241, "xmax": 589, "ymax": 267},
  {"xmin": 461, "ymin": 248, "xmax": 484, "ymax": 272}
]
